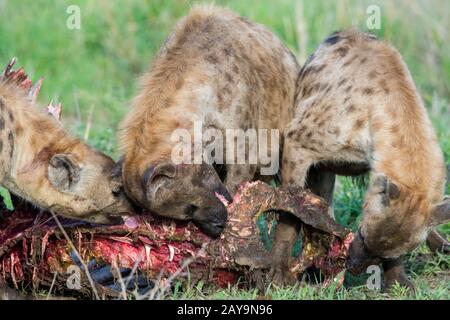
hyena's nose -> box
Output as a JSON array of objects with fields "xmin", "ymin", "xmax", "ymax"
[
  {"xmin": 193, "ymin": 205, "xmax": 228, "ymax": 238},
  {"xmin": 209, "ymin": 205, "xmax": 228, "ymax": 233},
  {"xmin": 212, "ymin": 220, "xmax": 226, "ymax": 228},
  {"xmin": 345, "ymin": 256, "xmax": 360, "ymax": 274},
  {"xmin": 215, "ymin": 204, "xmax": 228, "ymax": 223}
]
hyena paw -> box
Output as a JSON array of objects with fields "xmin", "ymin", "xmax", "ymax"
[
  {"xmin": 268, "ymin": 264, "xmax": 297, "ymax": 287},
  {"xmin": 384, "ymin": 275, "xmax": 415, "ymax": 293}
]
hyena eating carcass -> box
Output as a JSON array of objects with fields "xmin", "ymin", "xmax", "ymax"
[
  {"xmin": 274, "ymin": 29, "xmax": 449, "ymax": 289},
  {"xmin": 118, "ymin": 6, "xmax": 299, "ymax": 237},
  {"xmin": 0, "ymin": 64, "xmax": 132, "ymax": 224}
]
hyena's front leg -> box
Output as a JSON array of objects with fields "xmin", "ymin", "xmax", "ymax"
[
  {"xmin": 269, "ymin": 165, "xmax": 336, "ymax": 285},
  {"xmin": 269, "ymin": 148, "xmax": 315, "ymax": 286},
  {"xmin": 224, "ymin": 164, "xmax": 257, "ymax": 195},
  {"xmin": 269, "ymin": 212, "xmax": 301, "ymax": 285},
  {"xmin": 382, "ymin": 257, "xmax": 414, "ymax": 292}
]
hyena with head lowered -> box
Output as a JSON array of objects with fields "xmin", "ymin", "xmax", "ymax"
[
  {"xmin": 118, "ymin": 6, "xmax": 299, "ymax": 237},
  {"xmin": 275, "ymin": 29, "xmax": 449, "ymax": 289},
  {"xmin": 0, "ymin": 73, "xmax": 132, "ymax": 224}
]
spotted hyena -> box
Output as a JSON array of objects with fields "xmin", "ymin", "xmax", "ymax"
[
  {"xmin": 0, "ymin": 75, "xmax": 132, "ymax": 224},
  {"xmin": 118, "ymin": 6, "xmax": 299, "ymax": 237},
  {"xmin": 273, "ymin": 29, "xmax": 449, "ymax": 289}
]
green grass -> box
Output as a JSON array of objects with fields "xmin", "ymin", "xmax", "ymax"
[
  {"xmin": 0, "ymin": 0, "xmax": 448, "ymax": 299},
  {"xmin": 0, "ymin": 186, "xmax": 13, "ymax": 210},
  {"xmin": 169, "ymin": 246, "xmax": 449, "ymax": 300}
]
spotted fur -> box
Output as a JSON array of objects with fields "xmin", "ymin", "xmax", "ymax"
[{"xmin": 272, "ymin": 29, "xmax": 448, "ymax": 289}]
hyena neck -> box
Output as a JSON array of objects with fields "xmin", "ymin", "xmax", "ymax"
[
  {"xmin": 129, "ymin": 121, "xmax": 190, "ymax": 167},
  {"xmin": 125, "ymin": 103, "xmax": 206, "ymax": 166},
  {"xmin": 0, "ymin": 86, "xmax": 80, "ymax": 204}
]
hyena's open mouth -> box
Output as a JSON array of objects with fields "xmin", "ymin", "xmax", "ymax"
[{"xmin": 0, "ymin": 181, "xmax": 353, "ymax": 298}]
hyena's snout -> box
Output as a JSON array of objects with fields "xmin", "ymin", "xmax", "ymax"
[
  {"xmin": 192, "ymin": 203, "xmax": 228, "ymax": 238},
  {"xmin": 346, "ymin": 232, "xmax": 381, "ymax": 274},
  {"xmin": 191, "ymin": 185, "xmax": 231, "ymax": 238}
]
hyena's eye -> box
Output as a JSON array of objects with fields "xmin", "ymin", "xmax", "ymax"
[
  {"xmin": 112, "ymin": 188, "xmax": 122, "ymax": 197},
  {"xmin": 376, "ymin": 175, "xmax": 400, "ymax": 207},
  {"xmin": 382, "ymin": 180, "xmax": 400, "ymax": 207},
  {"xmin": 385, "ymin": 181, "xmax": 400, "ymax": 200},
  {"xmin": 184, "ymin": 204, "xmax": 198, "ymax": 217}
]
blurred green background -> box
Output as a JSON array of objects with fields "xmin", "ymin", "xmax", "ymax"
[
  {"xmin": 0, "ymin": 0, "xmax": 448, "ymax": 159},
  {"xmin": 0, "ymin": 0, "xmax": 448, "ymax": 299}
]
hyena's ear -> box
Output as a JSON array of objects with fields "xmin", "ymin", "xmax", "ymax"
[
  {"xmin": 429, "ymin": 197, "xmax": 450, "ymax": 226},
  {"xmin": 143, "ymin": 163, "xmax": 176, "ymax": 200},
  {"xmin": 48, "ymin": 154, "xmax": 81, "ymax": 191},
  {"xmin": 374, "ymin": 174, "xmax": 400, "ymax": 201},
  {"xmin": 111, "ymin": 157, "xmax": 124, "ymax": 194}
]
